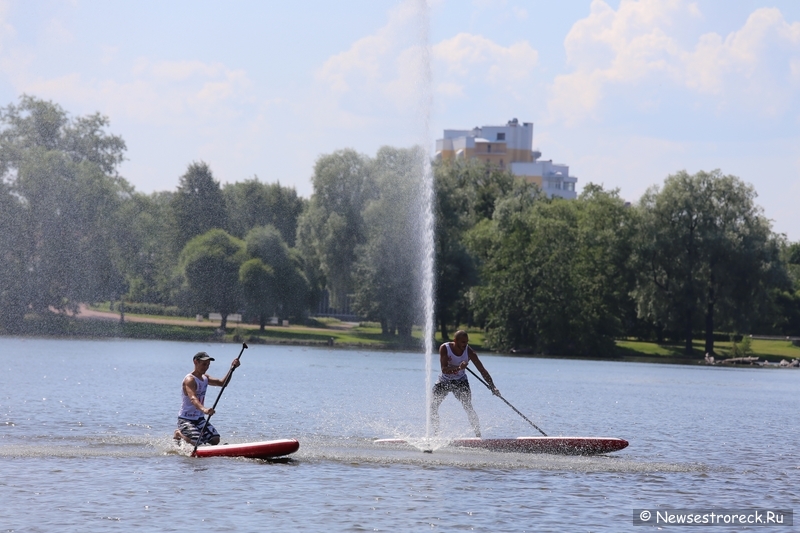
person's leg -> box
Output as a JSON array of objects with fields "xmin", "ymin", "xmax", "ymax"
[
  {"xmin": 177, "ymin": 418, "xmax": 220, "ymax": 446},
  {"xmin": 201, "ymin": 420, "xmax": 221, "ymax": 445},
  {"xmin": 429, "ymin": 382, "xmax": 449, "ymax": 436},
  {"xmin": 453, "ymin": 382, "xmax": 481, "ymax": 438},
  {"xmin": 176, "ymin": 418, "xmax": 198, "ymax": 445}
]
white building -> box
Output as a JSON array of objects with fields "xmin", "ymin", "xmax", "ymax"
[{"xmin": 435, "ymin": 118, "xmax": 578, "ymax": 199}]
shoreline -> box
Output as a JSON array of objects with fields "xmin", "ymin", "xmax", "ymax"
[{"xmin": 3, "ymin": 305, "xmax": 800, "ymax": 368}]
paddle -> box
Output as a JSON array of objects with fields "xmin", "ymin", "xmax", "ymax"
[
  {"xmin": 465, "ymin": 366, "xmax": 548, "ymax": 437},
  {"xmin": 191, "ymin": 342, "xmax": 248, "ymax": 456}
]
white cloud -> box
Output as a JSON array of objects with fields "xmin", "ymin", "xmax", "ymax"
[
  {"xmin": 513, "ymin": 7, "xmax": 528, "ymax": 20},
  {"xmin": 433, "ymin": 33, "xmax": 538, "ymax": 84},
  {"xmin": 43, "ymin": 17, "xmax": 72, "ymax": 45},
  {"xmin": 316, "ymin": 0, "xmax": 539, "ymax": 117},
  {"xmin": 316, "ymin": 1, "xmax": 419, "ymax": 96},
  {"xmin": 12, "ymin": 57, "xmax": 254, "ymax": 126},
  {"xmin": 99, "ymin": 45, "xmax": 118, "ymax": 65},
  {"xmin": 549, "ymin": 0, "xmax": 800, "ymax": 123}
]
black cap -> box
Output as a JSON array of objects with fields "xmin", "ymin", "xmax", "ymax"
[{"xmin": 193, "ymin": 351, "xmax": 215, "ymax": 362}]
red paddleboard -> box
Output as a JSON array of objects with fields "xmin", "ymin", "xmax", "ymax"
[
  {"xmin": 192, "ymin": 439, "xmax": 299, "ymax": 459},
  {"xmin": 375, "ymin": 437, "xmax": 628, "ymax": 455}
]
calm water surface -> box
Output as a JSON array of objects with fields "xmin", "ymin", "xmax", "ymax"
[{"xmin": 1, "ymin": 337, "xmax": 798, "ymax": 531}]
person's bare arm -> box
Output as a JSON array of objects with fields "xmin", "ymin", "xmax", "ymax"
[
  {"xmin": 440, "ymin": 344, "xmax": 468, "ymax": 375},
  {"xmin": 207, "ymin": 358, "xmax": 241, "ymax": 386},
  {"xmin": 469, "ymin": 348, "xmax": 499, "ymax": 395}
]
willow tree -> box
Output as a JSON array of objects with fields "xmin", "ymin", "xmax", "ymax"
[
  {"xmin": 634, "ymin": 170, "xmax": 783, "ymax": 355},
  {"xmin": 351, "ymin": 146, "xmax": 424, "ymax": 337},
  {"xmin": 296, "ymin": 149, "xmax": 377, "ymax": 310}
]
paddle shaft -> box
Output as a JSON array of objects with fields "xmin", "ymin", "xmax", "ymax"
[
  {"xmin": 191, "ymin": 342, "xmax": 248, "ymax": 455},
  {"xmin": 466, "ymin": 367, "xmax": 547, "ymax": 436}
]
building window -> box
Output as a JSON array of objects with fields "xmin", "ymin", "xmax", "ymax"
[
  {"xmin": 497, "ymin": 133, "xmax": 505, "ymax": 140},
  {"xmin": 487, "ymin": 144, "xmax": 491, "ymax": 153}
]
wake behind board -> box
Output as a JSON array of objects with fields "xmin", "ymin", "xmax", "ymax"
[
  {"xmin": 375, "ymin": 437, "xmax": 628, "ymax": 456},
  {"xmin": 193, "ymin": 439, "xmax": 299, "ymax": 459}
]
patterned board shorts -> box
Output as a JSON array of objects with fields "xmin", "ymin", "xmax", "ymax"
[{"xmin": 176, "ymin": 417, "xmax": 220, "ymax": 445}]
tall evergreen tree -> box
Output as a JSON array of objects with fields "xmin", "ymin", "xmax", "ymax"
[{"xmin": 171, "ymin": 162, "xmax": 227, "ymax": 254}]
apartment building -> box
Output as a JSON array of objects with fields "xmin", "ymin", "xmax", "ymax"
[{"xmin": 435, "ymin": 118, "xmax": 578, "ymax": 199}]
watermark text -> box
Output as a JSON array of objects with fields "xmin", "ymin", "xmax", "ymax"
[{"xmin": 633, "ymin": 509, "xmax": 793, "ymax": 526}]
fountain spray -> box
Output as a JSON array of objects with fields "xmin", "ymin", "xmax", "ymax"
[{"xmin": 414, "ymin": 0, "xmax": 436, "ymax": 440}]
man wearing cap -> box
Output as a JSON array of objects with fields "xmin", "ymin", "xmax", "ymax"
[{"xmin": 174, "ymin": 351, "xmax": 241, "ymax": 446}]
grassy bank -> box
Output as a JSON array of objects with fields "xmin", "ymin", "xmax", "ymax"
[
  {"xmin": 6, "ymin": 309, "xmax": 799, "ymax": 365},
  {"xmin": 615, "ymin": 338, "xmax": 800, "ymax": 364},
  {"xmin": 10, "ymin": 312, "xmax": 437, "ymax": 350}
]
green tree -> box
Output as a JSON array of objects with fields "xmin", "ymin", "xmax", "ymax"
[
  {"xmin": 239, "ymin": 258, "xmax": 276, "ymax": 330},
  {"xmin": 0, "ymin": 95, "xmax": 125, "ymax": 177},
  {"xmin": 0, "ymin": 181, "xmax": 26, "ymax": 332},
  {"xmin": 223, "ymin": 177, "xmax": 306, "ymax": 246},
  {"xmin": 296, "ymin": 149, "xmax": 377, "ymax": 309},
  {"xmin": 113, "ymin": 191, "xmax": 177, "ymax": 304},
  {"xmin": 244, "ymin": 225, "xmax": 310, "ymax": 323},
  {"xmin": 633, "ymin": 170, "xmax": 784, "ymax": 355},
  {"xmin": 351, "ymin": 146, "xmax": 423, "ymax": 337},
  {"xmin": 170, "ymin": 162, "xmax": 227, "ymax": 254},
  {"xmin": 0, "ymin": 96, "xmax": 128, "ymax": 316},
  {"xmin": 469, "ymin": 184, "xmax": 635, "ymax": 355},
  {"xmin": 432, "ymin": 160, "xmax": 528, "ymax": 339},
  {"xmin": 767, "ymin": 241, "xmax": 800, "ymax": 336},
  {"xmin": 179, "ymin": 229, "xmax": 245, "ymax": 330}
]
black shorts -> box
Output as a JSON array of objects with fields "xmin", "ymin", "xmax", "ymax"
[{"xmin": 433, "ymin": 378, "xmax": 471, "ymax": 397}]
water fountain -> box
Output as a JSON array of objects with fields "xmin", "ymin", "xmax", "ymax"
[{"xmin": 413, "ymin": 0, "xmax": 436, "ymax": 441}]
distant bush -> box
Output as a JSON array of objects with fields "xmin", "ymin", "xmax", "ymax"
[{"xmin": 729, "ymin": 335, "xmax": 753, "ymax": 357}]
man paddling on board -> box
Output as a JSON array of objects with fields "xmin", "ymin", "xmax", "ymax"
[
  {"xmin": 174, "ymin": 351, "xmax": 240, "ymax": 446},
  {"xmin": 430, "ymin": 330, "xmax": 499, "ymax": 438}
]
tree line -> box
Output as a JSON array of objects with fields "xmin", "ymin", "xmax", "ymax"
[{"xmin": 0, "ymin": 96, "xmax": 798, "ymax": 356}]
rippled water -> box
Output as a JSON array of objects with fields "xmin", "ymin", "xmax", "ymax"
[{"xmin": 1, "ymin": 337, "xmax": 798, "ymax": 531}]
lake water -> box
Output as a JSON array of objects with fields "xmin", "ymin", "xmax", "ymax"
[{"xmin": 1, "ymin": 337, "xmax": 798, "ymax": 531}]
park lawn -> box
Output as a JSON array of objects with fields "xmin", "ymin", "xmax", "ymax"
[
  {"xmin": 615, "ymin": 338, "xmax": 800, "ymax": 362},
  {"xmin": 83, "ymin": 304, "xmax": 488, "ymax": 350}
]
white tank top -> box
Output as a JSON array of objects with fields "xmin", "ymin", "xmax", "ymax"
[
  {"xmin": 439, "ymin": 342, "xmax": 469, "ymax": 381},
  {"xmin": 178, "ymin": 373, "xmax": 208, "ymax": 419}
]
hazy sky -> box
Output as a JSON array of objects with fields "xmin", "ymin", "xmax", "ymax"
[{"xmin": 2, "ymin": 0, "xmax": 799, "ymax": 240}]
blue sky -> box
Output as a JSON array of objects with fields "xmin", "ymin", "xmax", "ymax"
[{"xmin": 2, "ymin": 0, "xmax": 799, "ymax": 240}]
